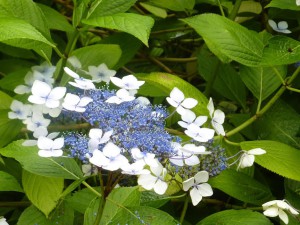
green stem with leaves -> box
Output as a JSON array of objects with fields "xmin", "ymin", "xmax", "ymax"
[
  {"xmin": 179, "ymin": 194, "xmax": 189, "ymax": 224},
  {"xmin": 226, "ymin": 66, "xmax": 300, "ymax": 137}
]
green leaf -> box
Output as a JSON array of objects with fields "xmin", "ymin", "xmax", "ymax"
[
  {"xmin": 196, "ymin": 209, "xmax": 272, "ymax": 225},
  {"xmin": 83, "ymin": 13, "xmax": 154, "ymax": 46},
  {"xmin": 84, "ymin": 197, "xmax": 100, "ymax": 225},
  {"xmin": 100, "ymin": 187, "xmax": 140, "ymax": 224},
  {"xmin": 240, "ymin": 65, "xmax": 286, "ymax": 101},
  {"xmin": 0, "ymin": 59, "xmax": 34, "ymax": 74},
  {"xmin": 197, "ymin": 46, "xmax": 247, "ymax": 109},
  {"xmin": 140, "ymin": 191, "xmax": 170, "ymax": 208},
  {"xmin": 182, "ymin": 14, "xmax": 264, "ymax": 66},
  {"xmin": 261, "ymin": 36, "xmax": 300, "ymax": 66},
  {"xmin": 37, "ymin": 3, "xmax": 74, "ymax": 32},
  {"xmin": 18, "ymin": 205, "xmax": 51, "ymax": 225},
  {"xmin": 136, "ymin": 72, "xmax": 209, "ymax": 115},
  {"xmin": 0, "ymin": 91, "xmax": 13, "ymax": 109},
  {"xmin": 0, "ymin": 68, "xmax": 29, "ymax": 92},
  {"xmin": 140, "ymin": 3, "xmax": 167, "ymax": 18},
  {"xmin": 254, "ymin": 100, "xmax": 300, "ymax": 148},
  {"xmin": 241, "ymin": 140, "xmax": 300, "ymax": 181},
  {"xmin": 0, "ymin": 17, "xmax": 55, "ymax": 55},
  {"xmin": 209, "ymin": 169, "xmax": 273, "ymax": 205},
  {"xmin": 112, "ymin": 206, "xmax": 179, "ymax": 224},
  {"xmin": 0, "ymin": 171, "xmax": 23, "ymax": 192},
  {"xmin": 100, "ymin": 33, "xmax": 142, "ymax": 69},
  {"xmin": 0, "ymin": 0, "xmax": 53, "ymax": 58},
  {"xmin": 0, "ymin": 111, "xmax": 23, "ymax": 148},
  {"xmin": 22, "ymin": 170, "xmax": 64, "ymax": 217},
  {"xmin": 0, "ymin": 140, "xmax": 84, "ymax": 179},
  {"xmin": 266, "ymin": 0, "xmax": 300, "ymax": 11},
  {"xmin": 66, "ymin": 187, "xmax": 101, "ymax": 213},
  {"xmin": 88, "ymin": 0, "xmax": 137, "ymax": 18},
  {"xmin": 149, "ymin": 0, "xmax": 195, "ymax": 11}
]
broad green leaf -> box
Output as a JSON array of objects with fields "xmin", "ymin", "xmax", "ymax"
[
  {"xmin": 136, "ymin": 72, "xmax": 209, "ymax": 115},
  {"xmin": 0, "ymin": 111, "xmax": 23, "ymax": 148},
  {"xmin": 112, "ymin": 206, "xmax": 179, "ymax": 224},
  {"xmin": 140, "ymin": 3, "xmax": 167, "ymax": 18},
  {"xmin": 66, "ymin": 187, "xmax": 101, "ymax": 213},
  {"xmin": 254, "ymin": 100, "xmax": 300, "ymax": 148},
  {"xmin": 241, "ymin": 140, "xmax": 300, "ymax": 181},
  {"xmin": 0, "ymin": 43, "xmax": 36, "ymax": 59},
  {"xmin": 0, "ymin": 140, "xmax": 84, "ymax": 179},
  {"xmin": 84, "ymin": 197, "xmax": 100, "ymax": 225},
  {"xmin": 0, "ymin": 0, "xmax": 53, "ymax": 58},
  {"xmin": 0, "ymin": 91, "xmax": 12, "ymax": 109},
  {"xmin": 0, "ymin": 59, "xmax": 34, "ymax": 74},
  {"xmin": 83, "ymin": 13, "xmax": 154, "ymax": 46},
  {"xmin": 261, "ymin": 36, "xmax": 300, "ymax": 66},
  {"xmin": 140, "ymin": 191, "xmax": 170, "ymax": 208},
  {"xmin": 0, "ymin": 68, "xmax": 29, "ymax": 92},
  {"xmin": 0, "ymin": 17, "xmax": 55, "ymax": 55},
  {"xmin": 37, "ymin": 4, "xmax": 74, "ymax": 32},
  {"xmin": 240, "ymin": 65, "xmax": 286, "ymax": 101},
  {"xmin": 100, "ymin": 33, "xmax": 142, "ymax": 69},
  {"xmin": 266, "ymin": 0, "xmax": 300, "ymax": 11},
  {"xmin": 150, "ymin": 0, "xmax": 195, "ymax": 11},
  {"xmin": 18, "ymin": 205, "xmax": 51, "ymax": 225},
  {"xmin": 100, "ymin": 187, "xmax": 140, "ymax": 224},
  {"xmin": 71, "ymin": 44, "xmax": 122, "ymax": 69},
  {"xmin": 22, "ymin": 170, "xmax": 64, "ymax": 217},
  {"xmin": 182, "ymin": 14, "xmax": 264, "ymax": 66},
  {"xmin": 209, "ymin": 169, "xmax": 273, "ymax": 205},
  {"xmin": 235, "ymin": 1, "xmax": 262, "ymax": 23},
  {"xmin": 88, "ymin": 0, "xmax": 137, "ymax": 18},
  {"xmin": 0, "ymin": 171, "xmax": 23, "ymax": 192},
  {"xmin": 197, "ymin": 46, "xmax": 247, "ymax": 109},
  {"xmin": 196, "ymin": 209, "xmax": 272, "ymax": 225}
]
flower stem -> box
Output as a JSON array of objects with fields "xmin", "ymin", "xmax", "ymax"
[
  {"xmin": 93, "ymin": 169, "xmax": 106, "ymax": 225},
  {"xmin": 179, "ymin": 194, "xmax": 189, "ymax": 224},
  {"xmin": 228, "ymin": 0, "xmax": 243, "ymax": 21}
]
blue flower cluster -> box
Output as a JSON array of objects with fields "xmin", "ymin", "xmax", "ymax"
[{"xmin": 63, "ymin": 88, "xmax": 176, "ymax": 162}]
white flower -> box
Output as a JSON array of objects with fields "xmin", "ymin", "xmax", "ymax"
[
  {"xmin": 0, "ymin": 217, "xmax": 9, "ymax": 225},
  {"xmin": 263, "ymin": 200, "xmax": 299, "ymax": 224},
  {"xmin": 183, "ymin": 171, "xmax": 213, "ymax": 206},
  {"xmin": 67, "ymin": 56, "xmax": 82, "ymax": 69},
  {"xmin": 28, "ymin": 80, "xmax": 66, "ymax": 108},
  {"xmin": 88, "ymin": 128, "xmax": 113, "ymax": 151},
  {"xmin": 178, "ymin": 110, "xmax": 207, "ymax": 128},
  {"xmin": 89, "ymin": 142, "xmax": 128, "ymax": 171},
  {"xmin": 110, "ymin": 75, "xmax": 145, "ymax": 90},
  {"xmin": 131, "ymin": 148, "xmax": 158, "ymax": 167},
  {"xmin": 88, "ymin": 63, "xmax": 116, "ymax": 83},
  {"xmin": 32, "ymin": 62, "xmax": 56, "ymax": 78},
  {"xmin": 138, "ymin": 163, "xmax": 168, "ymax": 195},
  {"xmin": 238, "ymin": 148, "xmax": 266, "ymax": 169},
  {"xmin": 297, "ymin": 0, "xmax": 300, "ymax": 6},
  {"xmin": 8, "ymin": 100, "xmax": 31, "ymax": 120},
  {"xmin": 185, "ymin": 123, "xmax": 215, "ymax": 142},
  {"xmin": 121, "ymin": 161, "xmax": 150, "ymax": 175},
  {"xmin": 62, "ymin": 93, "xmax": 93, "ymax": 112},
  {"xmin": 268, "ymin": 20, "xmax": 291, "ymax": 34},
  {"xmin": 64, "ymin": 67, "xmax": 95, "ymax": 90},
  {"xmin": 37, "ymin": 136, "xmax": 64, "ymax": 157},
  {"xmin": 166, "ymin": 87, "xmax": 198, "ymax": 115},
  {"xmin": 170, "ymin": 149, "xmax": 199, "ymax": 167},
  {"xmin": 207, "ymin": 98, "xmax": 225, "ymax": 136},
  {"xmin": 105, "ymin": 89, "xmax": 135, "ymax": 104}
]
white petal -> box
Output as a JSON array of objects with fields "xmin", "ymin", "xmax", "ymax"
[
  {"xmin": 110, "ymin": 77, "xmax": 124, "ymax": 88},
  {"xmin": 278, "ymin": 209, "xmax": 289, "ymax": 224},
  {"xmin": 45, "ymin": 99, "xmax": 60, "ymax": 109},
  {"xmin": 194, "ymin": 171, "xmax": 209, "ymax": 183},
  {"xmin": 31, "ymin": 80, "xmax": 51, "ymax": 98},
  {"xmin": 297, "ymin": 0, "xmax": 300, "ymax": 6},
  {"xmin": 47, "ymin": 132, "xmax": 60, "ymax": 139},
  {"xmin": 89, "ymin": 128, "xmax": 103, "ymax": 139},
  {"xmin": 213, "ymin": 109, "xmax": 225, "ymax": 124},
  {"xmin": 263, "ymin": 207, "xmax": 279, "ymax": 217},
  {"xmin": 268, "ymin": 20, "xmax": 278, "ymax": 30},
  {"xmin": 166, "ymin": 97, "xmax": 180, "ymax": 108},
  {"xmin": 102, "ymin": 142, "xmax": 121, "ymax": 157},
  {"xmin": 207, "ymin": 98, "xmax": 214, "ymax": 118},
  {"xmin": 22, "ymin": 140, "xmax": 37, "ymax": 146},
  {"xmin": 212, "ymin": 121, "xmax": 225, "ymax": 136},
  {"xmin": 48, "ymin": 87, "xmax": 66, "ymax": 100},
  {"xmin": 181, "ymin": 98, "xmax": 198, "ymax": 109},
  {"xmin": 150, "ymin": 163, "xmax": 163, "ymax": 177},
  {"xmin": 247, "ymin": 148, "xmax": 266, "ymax": 155},
  {"xmin": 138, "ymin": 174, "xmax": 156, "ymax": 190},
  {"xmin": 170, "ymin": 87, "xmax": 184, "ymax": 103},
  {"xmin": 194, "ymin": 116, "xmax": 208, "ymax": 126},
  {"xmin": 198, "ymin": 183, "xmax": 213, "ymax": 197},
  {"xmin": 239, "ymin": 154, "xmax": 255, "ymax": 168},
  {"xmin": 181, "ymin": 110, "xmax": 196, "ymax": 123},
  {"xmin": 169, "ymin": 156, "xmax": 184, "ymax": 166},
  {"xmin": 37, "ymin": 136, "xmax": 53, "ymax": 150},
  {"xmin": 64, "ymin": 67, "xmax": 80, "ymax": 79},
  {"xmin": 154, "ymin": 179, "xmax": 168, "ymax": 195},
  {"xmin": 184, "ymin": 155, "xmax": 200, "ymax": 166},
  {"xmin": 89, "ymin": 150, "xmax": 109, "ymax": 167},
  {"xmin": 190, "ymin": 187, "xmax": 203, "ymax": 206},
  {"xmin": 278, "ymin": 21, "xmax": 288, "ymax": 30},
  {"xmin": 38, "ymin": 150, "xmax": 54, "ymax": 157},
  {"xmin": 53, "ymin": 137, "xmax": 64, "ymax": 149},
  {"xmin": 77, "ymin": 97, "xmax": 93, "ymax": 107},
  {"xmin": 100, "ymin": 130, "xmax": 113, "ymax": 144},
  {"xmin": 183, "ymin": 177, "xmax": 194, "ymax": 191}
]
